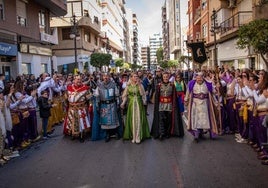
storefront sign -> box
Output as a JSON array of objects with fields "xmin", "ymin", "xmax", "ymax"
[
  {"xmin": 29, "ymin": 45, "xmax": 52, "ymax": 56},
  {"xmin": 0, "ymin": 42, "xmax": 17, "ymax": 56}
]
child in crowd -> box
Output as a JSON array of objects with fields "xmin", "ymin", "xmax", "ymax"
[{"xmin": 38, "ymin": 90, "xmax": 56, "ymax": 139}]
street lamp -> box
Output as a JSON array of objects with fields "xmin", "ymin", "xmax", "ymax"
[
  {"xmin": 211, "ymin": 9, "xmax": 219, "ymax": 68},
  {"xmin": 70, "ymin": 15, "xmax": 81, "ymax": 73}
]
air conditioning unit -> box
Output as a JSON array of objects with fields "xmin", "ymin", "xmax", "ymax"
[{"xmin": 228, "ymin": 0, "xmax": 236, "ymax": 8}]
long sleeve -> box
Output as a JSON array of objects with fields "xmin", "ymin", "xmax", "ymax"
[
  {"xmin": 253, "ymin": 91, "xmax": 266, "ymax": 104},
  {"xmin": 121, "ymin": 85, "xmax": 128, "ymax": 106}
]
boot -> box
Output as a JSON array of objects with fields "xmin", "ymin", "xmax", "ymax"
[
  {"xmin": 79, "ymin": 133, "xmax": 84, "ymax": 143},
  {"xmin": 105, "ymin": 131, "xmax": 110, "ymax": 142},
  {"xmin": 115, "ymin": 128, "xmax": 120, "ymax": 140}
]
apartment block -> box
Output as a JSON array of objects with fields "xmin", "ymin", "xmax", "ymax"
[
  {"xmin": 187, "ymin": 0, "xmax": 267, "ymax": 70},
  {"xmin": 0, "ymin": 0, "xmax": 67, "ymax": 78},
  {"xmin": 149, "ymin": 33, "xmax": 163, "ymax": 69}
]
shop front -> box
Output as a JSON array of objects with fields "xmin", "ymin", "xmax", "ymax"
[{"xmin": 0, "ymin": 42, "xmax": 17, "ymax": 81}]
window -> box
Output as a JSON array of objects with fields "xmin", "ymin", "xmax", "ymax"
[
  {"xmin": 21, "ymin": 63, "xmax": 31, "ymax": 74},
  {"xmin": 202, "ymin": 23, "xmax": 208, "ymax": 38},
  {"xmin": 41, "ymin": 63, "xmax": 48, "ymax": 73},
  {"xmin": 94, "ymin": 35, "xmax": 98, "ymax": 45},
  {"xmin": 201, "ymin": 0, "xmax": 207, "ymax": 10},
  {"xmin": 16, "ymin": 0, "xmax": 27, "ymax": 26},
  {"xmin": 62, "ymin": 28, "xmax": 71, "ymax": 40},
  {"xmin": 39, "ymin": 10, "xmax": 46, "ymax": 32},
  {"xmin": 0, "ymin": 0, "xmax": 4, "ymax": 20},
  {"xmin": 84, "ymin": 9, "xmax": 89, "ymax": 17},
  {"xmin": 84, "ymin": 30, "xmax": 91, "ymax": 42}
]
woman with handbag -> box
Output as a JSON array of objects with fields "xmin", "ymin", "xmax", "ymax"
[{"xmin": 13, "ymin": 79, "xmax": 36, "ymax": 148}]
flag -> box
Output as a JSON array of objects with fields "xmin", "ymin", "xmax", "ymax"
[{"xmin": 187, "ymin": 42, "xmax": 207, "ymax": 64}]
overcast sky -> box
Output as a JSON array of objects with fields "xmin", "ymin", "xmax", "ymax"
[{"xmin": 125, "ymin": 0, "xmax": 188, "ymax": 46}]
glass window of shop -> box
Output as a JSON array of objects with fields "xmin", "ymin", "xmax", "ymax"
[
  {"xmin": 238, "ymin": 59, "xmax": 246, "ymax": 69},
  {"xmin": 41, "ymin": 63, "xmax": 48, "ymax": 73},
  {"xmin": 22, "ymin": 63, "xmax": 31, "ymax": 74}
]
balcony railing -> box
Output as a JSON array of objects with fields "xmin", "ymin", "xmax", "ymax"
[{"xmin": 220, "ymin": 11, "xmax": 252, "ymax": 35}]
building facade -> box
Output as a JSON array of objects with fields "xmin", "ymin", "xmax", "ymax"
[
  {"xmin": 0, "ymin": 0, "xmax": 67, "ymax": 79},
  {"xmin": 162, "ymin": 1, "xmax": 169, "ymax": 61},
  {"xmin": 149, "ymin": 33, "xmax": 163, "ymax": 70},
  {"xmin": 168, "ymin": 0, "xmax": 182, "ymax": 60},
  {"xmin": 187, "ymin": 0, "xmax": 267, "ymax": 70},
  {"xmin": 141, "ymin": 46, "xmax": 150, "ymax": 69},
  {"xmin": 51, "ymin": 0, "xmax": 127, "ymax": 74}
]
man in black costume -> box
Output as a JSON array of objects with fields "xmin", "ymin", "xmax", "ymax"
[{"xmin": 151, "ymin": 72, "xmax": 184, "ymax": 140}]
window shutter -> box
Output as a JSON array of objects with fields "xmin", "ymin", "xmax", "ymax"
[{"xmin": 16, "ymin": 0, "xmax": 26, "ymax": 18}]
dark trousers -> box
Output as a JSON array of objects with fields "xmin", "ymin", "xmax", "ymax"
[
  {"xmin": 159, "ymin": 111, "xmax": 172, "ymax": 136},
  {"xmin": 42, "ymin": 117, "xmax": 49, "ymax": 137}
]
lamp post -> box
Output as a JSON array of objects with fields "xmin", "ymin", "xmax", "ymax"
[
  {"xmin": 70, "ymin": 15, "xmax": 81, "ymax": 73},
  {"xmin": 211, "ymin": 9, "xmax": 218, "ymax": 68}
]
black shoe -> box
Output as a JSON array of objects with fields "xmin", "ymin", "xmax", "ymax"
[
  {"xmin": 115, "ymin": 133, "xmax": 120, "ymax": 140},
  {"xmin": 105, "ymin": 135, "xmax": 110, "ymax": 142},
  {"xmin": 194, "ymin": 138, "xmax": 199, "ymax": 143},
  {"xmin": 159, "ymin": 134, "xmax": 164, "ymax": 141},
  {"xmin": 79, "ymin": 137, "xmax": 85, "ymax": 143},
  {"xmin": 165, "ymin": 134, "xmax": 170, "ymax": 139},
  {"xmin": 47, "ymin": 129, "xmax": 55, "ymax": 135}
]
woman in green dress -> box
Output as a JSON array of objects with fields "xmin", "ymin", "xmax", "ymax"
[{"xmin": 120, "ymin": 72, "xmax": 151, "ymax": 144}]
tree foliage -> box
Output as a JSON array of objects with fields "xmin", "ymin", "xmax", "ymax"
[
  {"xmin": 178, "ymin": 55, "xmax": 192, "ymax": 68},
  {"xmin": 90, "ymin": 53, "xmax": 112, "ymax": 69},
  {"xmin": 168, "ymin": 60, "xmax": 178, "ymax": 68},
  {"xmin": 237, "ymin": 19, "xmax": 268, "ymax": 68},
  {"xmin": 115, "ymin": 58, "xmax": 124, "ymax": 67},
  {"xmin": 159, "ymin": 60, "xmax": 169, "ymax": 69},
  {"xmin": 156, "ymin": 47, "xmax": 164, "ymax": 63}
]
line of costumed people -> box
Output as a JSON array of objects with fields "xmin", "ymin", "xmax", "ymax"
[
  {"xmin": 61, "ymin": 71, "xmax": 185, "ymax": 144},
  {"xmin": 183, "ymin": 65, "xmax": 268, "ymax": 165}
]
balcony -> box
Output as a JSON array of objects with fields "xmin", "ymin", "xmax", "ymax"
[
  {"xmin": 220, "ymin": 11, "xmax": 252, "ymax": 36},
  {"xmin": 40, "ymin": 28, "xmax": 58, "ymax": 45},
  {"xmin": 33, "ymin": 0, "xmax": 67, "ymax": 16},
  {"xmin": 77, "ymin": 16, "xmax": 101, "ymax": 34}
]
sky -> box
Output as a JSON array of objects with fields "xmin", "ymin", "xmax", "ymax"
[{"xmin": 125, "ymin": 0, "xmax": 188, "ymax": 46}]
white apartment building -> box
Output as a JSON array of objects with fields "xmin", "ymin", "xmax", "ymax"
[
  {"xmin": 149, "ymin": 33, "xmax": 163, "ymax": 69},
  {"xmin": 50, "ymin": 0, "xmax": 127, "ymax": 73},
  {"xmin": 168, "ymin": 0, "xmax": 182, "ymax": 60}
]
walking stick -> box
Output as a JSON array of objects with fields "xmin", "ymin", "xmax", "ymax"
[{"xmin": 215, "ymin": 67, "xmax": 222, "ymax": 135}]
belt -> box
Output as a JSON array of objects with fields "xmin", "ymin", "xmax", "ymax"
[
  {"xmin": 235, "ymin": 99, "xmax": 247, "ymax": 104},
  {"xmin": 160, "ymin": 96, "xmax": 172, "ymax": 103},
  {"xmin": 18, "ymin": 108, "xmax": 28, "ymax": 112},
  {"xmin": 69, "ymin": 102, "xmax": 86, "ymax": 108},
  {"xmin": 193, "ymin": 93, "xmax": 208, "ymax": 99},
  {"xmin": 100, "ymin": 99, "xmax": 116, "ymax": 104},
  {"xmin": 257, "ymin": 109, "xmax": 268, "ymax": 116}
]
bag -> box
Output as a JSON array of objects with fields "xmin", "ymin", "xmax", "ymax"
[
  {"xmin": 22, "ymin": 111, "xmax": 30, "ymax": 119},
  {"xmin": 11, "ymin": 112, "xmax": 20, "ymax": 125}
]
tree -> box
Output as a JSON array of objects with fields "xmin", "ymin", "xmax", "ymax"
[
  {"xmin": 178, "ymin": 55, "xmax": 192, "ymax": 69},
  {"xmin": 115, "ymin": 58, "xmax": 124, "ymax": 67},
  {"xmin": 159, "ymin": 60, "xmax": 168, "ymax": 69},
  {"xmin": 90, "ymin": 53, "xmax": 112, "ymax": 69},
  {"xmin": 168, "ymin": 60, "xmax": 178, "ymax": 68},
  {"xmin": 156, "ymin": 47, "xmax": 164, "ymax": 63},
  {"xmin": 237, "ymin": 19, "xmax": 268, "ymax": 68}
]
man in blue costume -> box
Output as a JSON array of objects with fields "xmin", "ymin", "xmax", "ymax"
[{"xmin": 95, "ymin": 73, "xmax": 121, "ymax": 142}]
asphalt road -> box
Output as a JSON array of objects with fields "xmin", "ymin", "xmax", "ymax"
[{"xmin": 0, "ymin": 104, "xmax": 268, "ymax": 188}]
